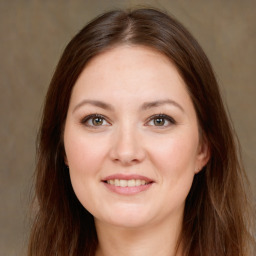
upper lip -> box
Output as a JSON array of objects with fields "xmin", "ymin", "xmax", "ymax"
[{"xmin": 102, "ymin": 174, "xmax": 154, "ymax": 183}]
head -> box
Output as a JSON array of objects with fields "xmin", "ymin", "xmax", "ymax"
[{"xmin": 30, "ymin": 8, "xmax": 254, "ymax": 256}]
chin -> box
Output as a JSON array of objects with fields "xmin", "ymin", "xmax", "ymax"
[
  {"xmin": 95, "ymin": 205, "xmax": 156, "ymax": 229},
  {"xmin": 106, "ymin": 216, "xmax": 151, "ymax": 229}
]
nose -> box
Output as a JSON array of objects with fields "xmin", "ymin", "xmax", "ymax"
[{"xmin": 109, "ymin": 124, "xmax": 146, "ymax": 165}]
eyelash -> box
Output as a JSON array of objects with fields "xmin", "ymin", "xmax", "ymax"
[
  {"xmin": 80, "ymin": 113, "xmax": 176, "ymax": 128},
  {"xmin": 81, "ymin": 114, "xmax": 110, "ymax": 127},
  {"xmin": 146, "ymin": 114, "xmax": 176, "ymax": 127}
]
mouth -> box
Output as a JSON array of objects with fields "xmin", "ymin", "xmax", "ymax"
[
  {"xmin": 104, "ymin": 179, "xmax": 153, "ymax": 187},
  {"xmin": 102, "ymin": 174, "xmax": 154, "ymax": 195}
]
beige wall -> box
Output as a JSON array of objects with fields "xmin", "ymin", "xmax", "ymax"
[{"xmin": 0, "ymin": 0, "xmax": 255, "ymax": 255}]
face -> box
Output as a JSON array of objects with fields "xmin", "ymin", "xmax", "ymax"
[{"xmin": 64, "ymin": 45, "xmax": 209, "ymax": 229}]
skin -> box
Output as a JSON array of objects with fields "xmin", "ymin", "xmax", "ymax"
[{"xmin": 64, "ymin": 45, "xmax": 209, "ymax": 256}]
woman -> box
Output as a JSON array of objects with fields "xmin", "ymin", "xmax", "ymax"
[{"xmin": 28, "ymin": 8, "xmax": 255, "ymax": 256}]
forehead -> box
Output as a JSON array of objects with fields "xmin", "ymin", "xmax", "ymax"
[{"xmin": 72, "ymin": 45, "xmax": 188, "ymax": 97}]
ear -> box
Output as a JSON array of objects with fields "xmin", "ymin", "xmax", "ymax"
[
  {"xmin": 195, "ymin": 137, "xmax": 210, "ymax": 174},
  {"xmin": 64, "ymin": 156, "xmax": 69, "ymax": 166},
  {"xmin": 63, "ymin": 149, "xmax": 69, "ymax": 166}
]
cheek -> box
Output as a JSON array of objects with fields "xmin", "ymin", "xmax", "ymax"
[
  {"xmin": 64, "ymin": 132, "xmax": 109, "ymax": 211},
  {"xmin": 148, "ymin": 131, "xmax": 199, "ymax": 178},
  {"xmin": 64, "ymin": 132, "xmax": 108, "ymax": 172}
]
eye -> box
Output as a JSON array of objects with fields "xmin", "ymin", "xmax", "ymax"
[
  {"xmin": 81, "ymin": 114, "xmax": 110, "ymax": 127},
  {"xmin": 146, "ymin": 114, "xmax": 176, "ymax": 127}
]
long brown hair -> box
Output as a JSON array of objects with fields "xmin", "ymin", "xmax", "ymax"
[{"xmin": 28, "ymin": 8, "xmax": 255, "ymax": 256}]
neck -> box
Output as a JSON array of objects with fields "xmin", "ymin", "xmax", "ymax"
[{"xmin": 95, "ymin": 216, "xmax": 183, "ymax": 256}]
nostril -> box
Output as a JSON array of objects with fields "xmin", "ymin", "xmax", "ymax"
[{"xmin": 109, "ymin": 134, "xmax": 146, "ymax": 165}]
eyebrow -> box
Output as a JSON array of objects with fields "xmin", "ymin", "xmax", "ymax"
[
  {"xmin": 73, "ymin": 99, "xmax": 114, "ymax": 113},
  {"xmin": 73, "ymin": 99, "xmax": 184, "ymax": 113},
  {"xmin": 141, "ymin": 99, "xmax": 184, "ymax": 112}
]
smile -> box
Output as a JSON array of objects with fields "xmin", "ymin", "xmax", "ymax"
[
  {"xmin": 102, "ymin": 174, "xmax": 154, "ymax": 195},
  {"xmin": 106, "ymin": 179, "xmax": 151, "ymax": 187}
]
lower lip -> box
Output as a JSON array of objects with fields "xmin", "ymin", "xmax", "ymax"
[{"xmin": 102, "ymin": 182, "xmax": 153, "ymax": 195}]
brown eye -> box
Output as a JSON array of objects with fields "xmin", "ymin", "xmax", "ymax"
[
  {"xmin": 81, "ymin": 114, "xmax": 110, "ymax": 127},
  {"xmin": 154, "ymin": 118, "xmax": 165, "ymax": 126},
  {"xmin": 92, "ymin": 117, "xmax": 104, "ymax": 126},
  {"xmin": 146, "ymin": 114, "xmax": 176, "ymax": 127}
]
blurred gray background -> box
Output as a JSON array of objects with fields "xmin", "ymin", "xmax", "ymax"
[{"xmin": 0, "ymin": 0, "xmax": 255, "ymax": 255}]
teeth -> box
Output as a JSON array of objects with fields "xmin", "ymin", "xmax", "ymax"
[
  {"xmin": 119, "ymin": 180, "xmax": 127, "ymax": 187},
  {"xmin": 127, "ymin": 179, "xmax": 135, "ymax": 187},
  {"xmin": 106, "ymin": 179, "xmax": 149, "ymax": 187},
  {"xmin": 135, "ymin": 179, "xmax": 141, "ymax": 186}
]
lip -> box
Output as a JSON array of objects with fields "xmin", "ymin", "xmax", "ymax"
[
  {"xmin": 102, "ymin": 174, "xmax": 155, "ymax": 195},
  {"xmin": 102, "ymin": 174, "xmax": 153, "ymax": 182}
]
